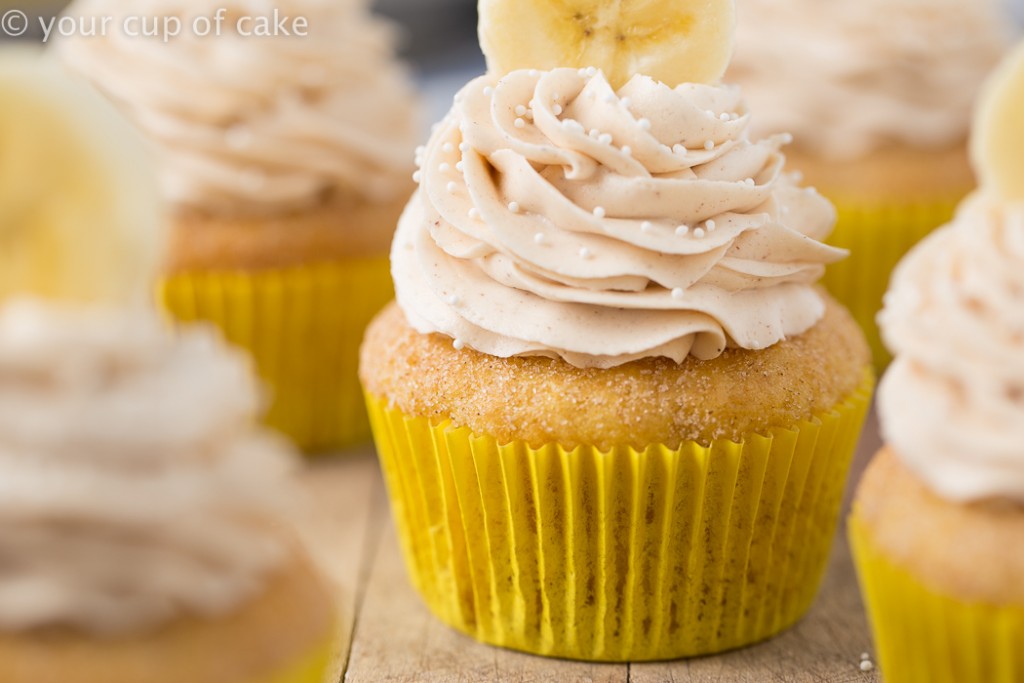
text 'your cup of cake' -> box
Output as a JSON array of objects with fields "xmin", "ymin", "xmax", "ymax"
[
  {"xmin": 850, "ymin": 40, "xmax": 1024, "ymax": 683},
  {"xmin": 0, "ymin": 50, "xmax": 337, "ymax": 683},
  {"xmin": 359, "ymin": 0, "xmax": 874, "ymax": 662}
]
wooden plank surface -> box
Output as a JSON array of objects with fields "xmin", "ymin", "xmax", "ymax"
[{"xmin": 300, "ymin": 406, "xmax": 884, "ymax": 683}]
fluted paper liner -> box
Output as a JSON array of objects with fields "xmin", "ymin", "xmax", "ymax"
[
  {"xmin": 850, "ymin": 516, "xmax": 1024, "ymax": 683},
  {"xmin": 160, "ymin": 258, "xmax": 392, "ymax": 453},
  {"xmin": 366, "ymin": 371, "xmax": 873, "ymax": 661},
  {"xmin": 822, "ymin": 198, "xmax": 961, "ymax": 372}
]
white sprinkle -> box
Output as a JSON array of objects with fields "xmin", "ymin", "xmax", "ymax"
[
  {"xmin": 745, "ymin": 178, "xmax": 755, "ymax": 186},
  {"xmin": 859, "ymin": 660, "xmax": 874, "ymax": 672},
  {"xmin": 469, "ymin": 208, "xmax": 481, "ymax": 220},
  {"xmin": 620, "ymin": 97, "xmax": 632, "ymax": 108},
  {"xmin": 704, "ymin": 140, "xmax": 715, "ymax": 150},
  {"xmin": 415, "ymin": 145, "xmax": 426, "ymax": 156},
  {"xmin": 641, "ymin": 221, "xmax": 654, "ymax": 233},
  {"xmin": 453, "ymin": 339, "xmax": 466, "ymax": 350},
  {"xmin": 439, "ymin": 163, "xmax": 451, "ymax": 173},
  {"xmin": 446, "ymin": 295, "xmax": 461, "ymax": 306},
  {"xmin": 534, "ymin": 232, "xmax": 546, "ymax": 245},
  {"xmin": 694, "ymin": 227, "xmax": 706, "ymax": 238},
  {"xmin": 515, "ymin": 104, "xmax": 528, "ymax": 116},
  {"xmin": 706, "ymin": 220, "xmax": 717, "ymax": 232},
  {"xmin": 529, "ymin": 69, "xmax": 539, "ymax": 77},
  {"xmin": 604, "ymin": 93, "xmax": 617, "ymax": 104},
  {"xmin": 552, "ymin": 93, "xmax": 561, "ymax": 101},
  {"xmin": 676, "ymin": 225, "xmax": 689, "ymax": 236},
  {"xmin": 638, "ymin": 118, "xmax": 652, "ymax": 130},
  {"xmin": 508, "ymin": 201, "xmax": 521, "ymax": 213},
  {"xmin": 673, "ymin": 144, "xmax": 687, "ymax": 155},
  {"xmin": 459, "ymin": 142, "xmax": 470, "ymax": 153},
  {"xmin": 706, "ymin": 109, "xmax": 716, "ymax": 118},
  {"xmin": 860, "ymin": 653, "xmax": 870, "ymax": 661},
  {"xmin": 514, "ymin": 118, "xmax": 526, "ymax": 129},
  {"xmin": 780, "ymin": 132, "xmax": 794, "ymax": 144},
  {"xmin": 593, "ymin": 207, "xmax": 606, "ymax": 219},
  {"xmin": 621, "ymin": 146, "xmax": 632, "ymax": 156},
  {"xmin": 442, "ymin": 142, "xmax": 454, "ymax": 153},
  {"xmin": 589, "ymin": 128, "xmax": 600, "ymax": 138},
  {"xmin": 525, "ymin": 110, "xmax": 534, "ymax": 120},
  {"xmin": 586, "ymin": 67, "xmax": 598, "ymax": 77},
  {"xmin": 805, "ymin": 186, "xmax": 818, "ymax": 195},
  {"xmin": 720, "ymin": 112, "xmax": 730, "ymax": 121},
  {"xmin": 553, "ymin": 104, "xmax": 564, "ymax": 116},
  {"xmin": 599, "ymin": 133, "xmax": 613, "ymax": 145},
  {"xmin": 671, "ymin": 288, "xmax": 685, "ymax": 300},
  {"xmin": 579, "ymin": 247, "xmax": 592, "ymax": 259},
  {"xmin": 750, "ymin": 340, "xmax": 762, "ymax": 350},
  {"xmin": 578, "ymin": 68, "xmax": 588, "ymax": 77},
  {"xmin": 412, "ymin": 170, "xmax": 422, "ymax": 182},
  {"xmin": 483, "ymin": 86, "xmax": 494, "ymax": 96},
  {"xmin": 447, "ymin": 182, "xmax": 457, "ymax": 193},
  {"xmin": 456, "ymin": 161, "xmax": 465, "ymax": 172}
]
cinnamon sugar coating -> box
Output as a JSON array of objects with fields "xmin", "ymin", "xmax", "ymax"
[
  {"xmin": 360, "ymin": 293, "xmax": 869, "ymax": 449},
  {"xmin": 855, "ymin": 448, "xmax": 1024, "ymax": 605}
]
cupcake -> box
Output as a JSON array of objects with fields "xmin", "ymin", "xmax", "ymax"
[
  {"xmin": 56, "ymin": 0, "xmax": 422, "ymax": 452},
  {"xmin": 0, "ymin": 51, "xmax": 334, "ymax": 683},
  {"xmin": 360, "ymin": 0, "xmax": 873, "ymax": 662},
  {"xmin": 727, "ymin": 0, "xmax": 1013, "ymax": 369},
  {"xmin": 850, "ymin": 42, "xmax": 1024, "ymax": 683}
]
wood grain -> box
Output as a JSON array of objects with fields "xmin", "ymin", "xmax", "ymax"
[{"xmin": 301, "ymin": 407, "xmax": 885, "ymax": 683}]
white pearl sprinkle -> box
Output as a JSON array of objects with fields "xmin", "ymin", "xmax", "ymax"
[
  {"xmin": 620, "ymin": 97, "xmax": 632, "ymax": 108},
  {"xmin": 442, "ymin": 142, "xmax": 454, "ymax": 153},
  {"xmin": 593, "ymin": 207, "xmax": 606, "ymax": 219},
  {"xmin": 552, "ymin": 104, "xmax": 564, "ymax": 116},
  {"xmin": 720, "ymin": 112, "xmax": 730, "ymax": 121},
  {"xmin": 780, "ymin": 132, "xmax": 794, "ymax": 144},
  {"xmin": 447, "ymin": 182, "xmax": 457, "ymax": 193},
  {"xmin": 514, "ymin": 118, "xmax": 526, "ymax": 129},
  {"xmin": 415, "ymin": 145, "xmax": 426, "ymax": 156},
  {"xmin": 552, "ymin": 93, "xmax": 561, "ymax": 101},
  {"xmin": 456, "ymin": 161, "xmax": 465, "ymax": 172},
  {"xmin": 745, "ymin": 178, "xmax": 755, "ymax": 186},
  {"xmin": 439, "ymin": 163, "xmax": 451, "ymax": 173},
  {"xmin": 469, "ymin": 208, "xmax": 481, "ymax": 220},
  {"xmin": 589, "ymin": 128, "xmax": 600, "ymax": 138},
  {"xmin": 638, "ymin": 118, "xmax": 652, "ymax": 130},
  {"xmin": 674, "ymin": 144, "xmax": 687, "ymax": 155},
  {"xmin": 706, "ymin": 220, "xmax": 717, "ymax": 232},
  {"xmin": 483, "ymin": 86, "xmax": 494, "ymax": 96},
  {"xmin": 676, "ymin": 225, "xmax": 689, "ymax": 236},
  {"xmin": 621, "ymin": 146, "xmax": 632, "ymax": 156},
  {"xmin": 599, "ymin": 133, "xmax": 613, "ymax": 145},
  {"xmin": 459, "ymin": 142, "xmax": 470, "ymax": 152},
  {"xmin": 412, "ymin": 171, "xmax": 422, "ymax": 183},
  {"xmin": 529, "ymin": 69, "xmax": 539, "ymax": 77},
  {"xmin": 515, "ymin": 104, "xmax": 528, "ymax": 116},
  {"xmin": 641, "ymin": 221, "xmax": 654, "ymax": 233},
  {"xmin": 586, "ymin": 67, "xmax": 598, "ymax": 77},
  {"xmin": 525, "ymin": 110, "xmax": 534, "ymax": 120},
  {"xmin": 453, "ymin": 339, "xmax": 466, "ymax": 350},
  {"xmin": 859, "ymin": 661, "xmax": 874, "ymax": 673},
  {"xmin": 704, "ymin": 140, "xmax": 715, "ymax": 150},
  {"xmin": 604, "ymin": 93, "xmax": 617, "ymax": 104},
  {"xmin": 534, "ymin": 232, "xmax": 546, "ymax": 245},
  {"xmin": 578, "ymin": 68, "xmax": 588, "ymax": 77},
  {"xmin": 694, "ymin": 228, "xmax": 706, "ymax": 238},
  {"xmin": 671, "ymin": 288, "xmax": 685, "ymax": 300},
  {"xmin": 705, "ymin": 109, "xmax": 715, "ymax": 118},
  {"xmin": 446, "ymin": 295, "xmax": 461, "ymax": 306},
  {"xmin": 861, "ymin": 653, "xmax": 871, "ymax": 661},
  {"xmin": 579, "ymin": 247, "xmax": 592, "ymax": 259},
  {"xmin": 508, "ymin": 201, "xmax": 521, "ymax": 213}
]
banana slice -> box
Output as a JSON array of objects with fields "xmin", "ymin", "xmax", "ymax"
[
  {"xmin": 972, "ymin": 41, "xmax": 1024, "ymax": 201},
  {"xmin": 0, "ymin": 50, "xmax": 164, "ymax": 307},
  {"xmin": 479, "ymin": 0, "xmax": 736, "ymax": 89}
]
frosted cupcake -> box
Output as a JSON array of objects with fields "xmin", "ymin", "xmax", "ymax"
[
  {"xmin": 57, "ymin": 0, "xmax": 421, "ymax": 452},
  {"xmin": 850, "ymin": 42, "xmax": 1024, "ymax": 683},
  {"xmin": 0, "ymin": 50, "xmax": 334, "ymax": 683},
  {"xmin": 361, "ymin": 0, "xmax": 873, "ymax": 662},
  {"xmin": 727, "ymin": 0, "xmax": 1012, "ymax": 369}
]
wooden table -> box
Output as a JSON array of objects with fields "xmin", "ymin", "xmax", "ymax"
[{"xmin": 299, "ymin": 408, "xmax": 884, "ymax": 683}]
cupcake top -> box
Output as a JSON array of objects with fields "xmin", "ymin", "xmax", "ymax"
[
  {"xmin": 0, "ymin": 300, "xmax": 299, "ymax": 635},
  {"xmin": 878, "ymin": 42, "xmax": 1024, "ymax": 503},
  {"xmin": 727, "ymin": 0, "xmax": 1010, "ymax": 161},
  {"xmin": 57, "ymin": 0, "xmax": 420, "ymax": 217},
  {"xmin": 394, "ymin": 67, "xmax": 844, "ymax": 369}
]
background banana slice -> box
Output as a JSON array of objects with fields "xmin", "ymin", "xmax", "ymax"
[
  {"xmin": 0, "ymin": 50, "xmax": 164, "ymax": 307},
  {"xmin": 972, "ymin": 41, "xmax": 1024, "ymax": 201},
  {"xmin": 479, "ymin": 0, "xmax": 736, "ymax": 88}
]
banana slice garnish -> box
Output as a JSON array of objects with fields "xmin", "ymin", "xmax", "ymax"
[{"xmin": 972, "ymin": 41, "xmax": 1024, "ymax": 202}]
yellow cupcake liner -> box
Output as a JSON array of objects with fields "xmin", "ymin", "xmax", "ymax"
[
  {"xmin": 366, "ymin": 370, "xmax": 874, "ymax": 662},
  {"xmin": 849, "ymin": 516, "xmax": 1024, "ymax": 683},
  {"xmin": 160, "ymin": 258, "xmax": 392, "ymax": 454},
  {"xmin": 255, "ymin": 631, "xmax": 334, "ymax": 683},
  {"xmin": 822, "ymin": 198, "xmax": 961, "ymax": 371}
]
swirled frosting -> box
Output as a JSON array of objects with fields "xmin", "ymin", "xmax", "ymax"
[
  {"xmin": 727, "ymin": 0, "xmax": 1011, "ymax": 160},
  {"xmin": 878, "ymin": 194, "xmax": 1024, "ymax": 502},
  {"xmin": 56, "ymin": 0, "xmax": 420, "ymax": 216},
  {"xmin": 0, "ymin": 300, "xmax": 300, "ymax": 635},
  {"xmin": 393, "ymin": 69, "xmax": 845, "ymax": 368}
]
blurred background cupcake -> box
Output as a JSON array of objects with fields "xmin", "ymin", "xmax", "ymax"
[
  {"xmin": 0, "ymin": 50, "xmax": 335, "ymax": 683},
  {"xmin": 727, "ymin": 0, "xmax": 1016, "ymax": 370},
  {"xmin": 850, "ymin": 42, "xmax": 1024, "ymax": 682},
  {"xmin": 55, "ymin": 0, "xmax": 422, "ymax": 453}
]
